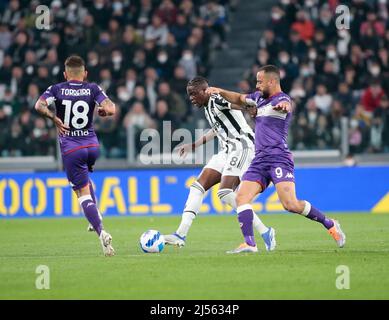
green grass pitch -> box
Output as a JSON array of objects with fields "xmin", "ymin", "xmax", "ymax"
[{"xmin": 1, "ymin": 213, "xmax": 389, "ymax": 299}]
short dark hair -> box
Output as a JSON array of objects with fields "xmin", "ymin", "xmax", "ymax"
[
  {"xmin": 65, "ymin": 55, "xmax": 85, "ymax": 69},
  {"xmin": 187, "ymin": 76, "xmax": 209, "ymax": 88},
  {"xmin": 258, "ymin": 65, "xmax": 280, "ymax": 81}
]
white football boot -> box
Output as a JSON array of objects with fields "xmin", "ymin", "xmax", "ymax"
[
  {"xmin": 164, "ymin": 233, "xmax": 186, "ymax": 247},
  {"xmin": 226, "ymin": 243, "xmax": 258, "ymax": 254},
  {"xmin": 99, "ymin": 230, "xmax": 115, "ymax": 256},
  {"xmin": 328, "ymin": 219, "xmax": 346, "ymax": 248},
  {"xmin": 261, "ymin": 227, "xmax": 276, "ymax": 251}
]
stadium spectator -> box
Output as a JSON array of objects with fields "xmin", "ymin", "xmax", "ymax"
[
  {"xmin": 82, "ymin": 14, "xmax": 100, "ymax": 49},
  {"xmin": 154, "ymin": 48, "xmax": 174, "ymax": 79},
  {"xmin": 360, "ymin": 79, "xmax": 385, "ymax": 114},
  {"xmin": 0, "ymin": 24, "xmax": 12, "ymax": 51},
  {"xmin": 170, "ymin": 66, "xmax": 189, "ymax": 99},
  {"xmin": 349, "ymin": 119, "xmax": 363, "ymax": 154},
  {"xmin": 199, "ymin": 0, "xmax": 228, "ymax": 49},
  {"xmin": 123, "ymin": 101, "xmax": 156, "ymax": 154},
  {"xmin": 157, "ymin": 81, "xmax": 187, "ymax": 122},
  {"xmin": 313, "ymin": 84, "xmax": 332, "ymax": 114},
  {"xmin": 334, "ymin": 82, "xmax": 353, "ymax": 116},
  {"xmin": 256, "ymin": 48, "xmax": 271, "ymax": 67},
  {"xmin": 374, "ymin": 95, "xmax": 389, "ymax": 151},
  {"xmin": 287, "ymin": 30, "xmax": 307, "ymax": 63},
  {"xmin": 145, "ymin": 14, "xmax": 169, "ymax": 46},
  {"xmin": 86, "ymin": 51, "xmax": 100, "ymax": 83},
  {"xmin": 268, "ymin": 6, "xmax": 289, "ymax": 41},
  {"xmin": 1, "ymin": 0, "xmax": 22, "ymax": 31},
  {"xmin": 155, "ymin": 0, "xmax": 178, "ymax": 25},
  {"xmin": 315, "ymin": 114, "xmax": 332, "ymax": 149},
  {"xmin": 24, "ymin": 83, "xmax": 39, "ymax": 110},
  {"xmin": 144, "ymin": 67, "xmax": 159, "ymax": 114},
  {"xmin": 327, "ymin": 100, "xmax": 345, "ymax": 148},
  {"xmin": 169, "ymin": 13, "xmax": 191, "ymax": 50},
  {"xmin": 291, "ymin": 10, "xmax": 315, "ymax": 42},
  {"xmin": 259, "ymin": 29, "xmax": 281, "ymax": 59},
  {"xmin": 178, "ymin": 48, "xmax": 198, "ymax": 80},
  {"xmin": 7, "ymin": 119, "xmax": 25, "ymax": 156},
  {"xmin": 153, "ymin": 98, "xmax": 179, "ymax": 150},
  {"xmin": 360, "ymin": 10, "xmax": 385, "ymax": 37},
  {"xmin": 9, "ymin": 65, "xmax": 25, "ymax": 96},
  {"xmin": 369, "ymin": 115, "xmax": 384, "ymax": 152},
  {"xmin": 94, "ymin": 107, "xmax": 122, "ymax": 158}
]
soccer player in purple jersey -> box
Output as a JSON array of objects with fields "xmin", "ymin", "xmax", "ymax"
[
  {"xmin": 35, "ymin": 55, "xmax": 116, "ymax": 256},
  {"xmin": 207, "ymin": 65, "xmax": 346, "ymax": 253}
]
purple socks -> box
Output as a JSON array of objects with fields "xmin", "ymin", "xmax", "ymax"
[
  {"xmin": 89, "ymin": 180, "xmax": 97, "ymax": 204},
  {"xmin": 303, "ymin": 201, "xmax": 334, "ymax": 230},
  {"xmin": 79, "ymin": 195, "xmax": 102, "ymax": 235},
  {"xmin": 237, "ymin": 205, "xmax": 256, "ymax": 247}
]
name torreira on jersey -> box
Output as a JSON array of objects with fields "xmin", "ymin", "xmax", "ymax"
[{"xmin": 60, "ymin": 88, "xmax": 92, "ymax": 96}]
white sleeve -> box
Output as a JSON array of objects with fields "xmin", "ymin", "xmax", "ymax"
[{"xmin": 212, "ymin": 94, "xmax": 231, "ymax": 110}]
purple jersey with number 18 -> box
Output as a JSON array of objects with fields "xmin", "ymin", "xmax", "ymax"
[{"xmin": 40, "ymin": 80, "xmax": 107, "ymax": 155}]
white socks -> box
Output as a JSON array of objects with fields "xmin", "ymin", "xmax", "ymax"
[
  {"xmin": 301, "ymin": 200, "xmax": 311, "ymax": 216},
  {"xmin": 217, "ymin": 188, "xmax": 237, "ymax": 208},
  {"xmin": 176, "ymin": 181, "xmax": 205, "ymax": 237},
  {"xmin": 218, "ymin": 188, "xmax": 269, "ymax": 235}
]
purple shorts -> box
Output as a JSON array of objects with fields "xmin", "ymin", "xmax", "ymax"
[
  {"xmin": 62, "ymin": 147, "xmax": 100, "ymax": 190},
  {"xmin": 242, "ymin": 156, "xmax": 295, "ymax": 192}
]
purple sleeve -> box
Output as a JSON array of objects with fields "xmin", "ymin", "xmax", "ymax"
[
  {"xmin": 274, "ymin": 94, "xmax": 292, "ymax": 104},
  {"xmin": 246, "ymin": 91, "xmax": 261, "ymax": 102},
  {"xmin": 40, "ymin": 85, "xmax": 56, "ymax": 104},
  {"xmin": 92, "ymin": 83, "xmax": 108, "ymax": 104}
]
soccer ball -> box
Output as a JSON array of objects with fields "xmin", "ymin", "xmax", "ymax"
[{"xmin": 140, "ymin": 230, "xmax": 165, "ymax": 253}]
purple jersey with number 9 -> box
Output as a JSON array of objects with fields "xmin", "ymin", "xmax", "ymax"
[{"xmin": 40, "ymin": 81, "xmax": 108, "ymax": 155}]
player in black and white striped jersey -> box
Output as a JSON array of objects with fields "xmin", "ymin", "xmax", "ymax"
[{"xmin": 164, "ymin": 76, "xmax": 276, "ymax": 252}]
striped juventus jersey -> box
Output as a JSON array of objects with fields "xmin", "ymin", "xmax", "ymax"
[{"xmin": 203, "ymin": 94, "xmax": 254, "ymax": 151}]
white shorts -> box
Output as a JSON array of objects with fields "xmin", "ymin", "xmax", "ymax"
[{"xmin": 203, "ymin": 147, "xmax": 254, "ymax": 178}]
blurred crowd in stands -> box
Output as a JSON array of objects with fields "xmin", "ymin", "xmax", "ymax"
[
  {"xmin": 0, "ymin": 0, "xmax": 233, "ymax": 157},
  {"xmin": 0, "ymin": 0, "xmax": 388, "ymax": 159},
  {"xmin": 240, "ymin": 0, "xmax": 389, "ymax": 153}
]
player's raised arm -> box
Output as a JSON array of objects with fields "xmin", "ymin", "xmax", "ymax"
[
  {"xmin": 97, "ymin": 98, "xmax": 116, "ymax": 117},
  {"xmin": 206, "ymin": 87, "xmax": 248, "ymax": 106},
  {"xmin": 35, "ymin": 98, "xmax": 70, "ymax": 135}
]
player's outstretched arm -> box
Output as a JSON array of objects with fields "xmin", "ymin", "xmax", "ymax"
[
  {"xmin": 98, "ymin": 98, "xmax": 116, "ymax": 117},
  {"xmin": 176, "ymin": 130, "xmax": 216, "ymax": 158},
  {"xmin": 35, "ymin": 98, "xmax": 70, "ymax": 135},
  {"xmin": 273, "ymin": 101, "xmax": 292, "ymax": 113},
  {"xmin": 206, "ymin": 87, "xmax": 247, "ymax": 106}
]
